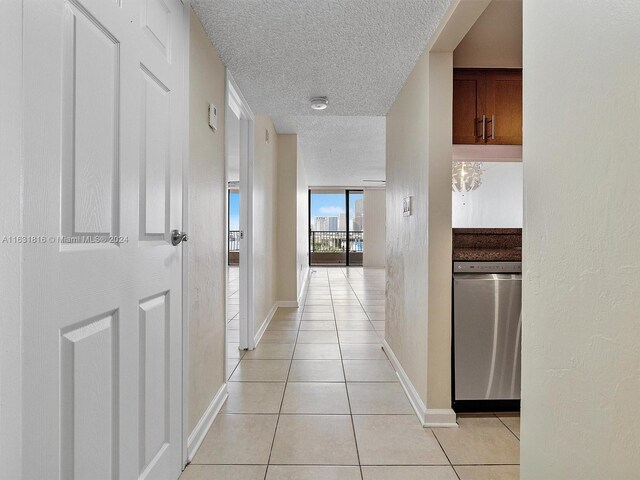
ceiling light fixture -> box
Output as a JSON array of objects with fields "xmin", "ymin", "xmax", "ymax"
[{"xmin": 310, "ymin": 96, "xmax": 329, "ymax": 110}]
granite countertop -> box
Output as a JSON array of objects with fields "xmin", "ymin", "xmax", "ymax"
[
  {"xmin": 452, "ymin": 228, "xmax": 522, "ymax": 262},
  {"xmin": 452, "ymin": 228, "xmax": 522, "ymax": 235},
  {"xmin": 453, "ymin": 247, "xmax": 522, "ymax": 262}
]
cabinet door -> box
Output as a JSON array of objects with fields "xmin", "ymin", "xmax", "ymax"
[
  {"xmin": 485, "ymin": 70, "xmax": 522, "ymax": 145},
  {"xmin": 453, "ymin": 70, "xmax": 485, "ymax": 144}
]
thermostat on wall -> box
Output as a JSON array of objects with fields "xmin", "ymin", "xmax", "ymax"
[
  {"xmin": 403, "ymin": 196, "xmax": 412, "ymax": 217},
  {"xmin": 208, "ymin": 103, "xmax": 217, "ymax": 131}
]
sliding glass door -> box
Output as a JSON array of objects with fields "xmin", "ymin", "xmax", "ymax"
[
  {"xmin": 309, "ymin": 189, "xmax": 364, "ymax": 266},
  {"xmin": 348, "ymin": 191, "xmax": 364, "ymax": 266},
  {"xmin": 228, "ymin": 189, "xmax": 240, "ymax": 265},
  {"xmin": 309, "ymin": 190, "xmax": 347, "ymax": 265}
]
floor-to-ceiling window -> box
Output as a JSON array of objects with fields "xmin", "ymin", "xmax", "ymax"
[
  {"xmin": 348, "ymin": 191, "xmax": 364, "ymax": 266},
  {"xmin": 309, "ymin": 189, "xmax": 364, "ymax": 266},
  {"xmin": 228, "ymin": 189, "xmax": 240, "ymax": 265}
]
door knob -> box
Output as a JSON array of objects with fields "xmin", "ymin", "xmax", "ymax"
[{"xmin": 171, "ymin": 229, "xmax": 189, "ymax": 246}]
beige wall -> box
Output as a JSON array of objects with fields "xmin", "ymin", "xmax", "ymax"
[
  {"xmin": 188, "ymin": 9, "xmax": 226, "ymax": 433},
  {"xmin": 296, "ymin": 144, "xmax": 309, "ymax": 299},
  {"xmin": 386, "ymin": 51, "xmax": 454, "ymax": 416},
  {"xmin": 386, "ymin": 49, "xmax": 431, "ymax": 405},
  {"xmin": 253, "ymin": 116, "xmax": 279, "ymax": 330},
  {"xmin": 363, "ymin": 188, "xmax": 386, "ymax": 268},
  {"xmin": 521, "ymin": 1, "xmax": 640, "ymax": 478},
  {"xmin": 453, "ymin": 0, "xmax": 522, "ymax": 68},
  {"xmin": 426, "ymin": 53, "xmax": 453, "ymax": 409},
  {"xmin": 385, "ymin": 0, "xmax": 517, "ymax": 422},
  {"xmin": 276, "ymin": 135, "xmax": 299, "ymax": 302}
]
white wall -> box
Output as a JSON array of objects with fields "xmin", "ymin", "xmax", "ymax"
[
  {"xmin": 363, "ymin": 188, "xmax": 386, "ymax": 268},
  {"xmin": 522, "ymin": 1, "xmax": 640, "ymax": 479},
  {"xmin": 452, "ymin": 162, "xmax": 523, "ymax": 228}
]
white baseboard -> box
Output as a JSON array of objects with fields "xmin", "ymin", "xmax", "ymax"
[
  {"xmin": 187, "ymin": 383, "xmax": 228, "ymax": 462},
  {"xmin": 382, "ymin": 339, "xmax": 458, "ymax": 428},
  {"xmin": 277, "ymin": 300, "xmax": 299, "ymax": 308},
  {"xmin": 382, "ymin": 339, "xmax": 428, "ymax": 425},
  {"xmin": 254, "ymin": 302, "xmax": 278, "ymax": 346},
  {"xmin": 425, "ymin": 408, "xmax": 458, "ymax": 428},
  {"xmin": 297, "ymin": 267, "xmax": 310, "ymax": 306}
]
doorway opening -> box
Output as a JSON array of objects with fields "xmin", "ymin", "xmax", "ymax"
[
  {"xmin": 226, "ymin": 185, "xmax": 241, "ymax": 364},
  {"xmin": 309, "ymin": 189, "xmax": 364, "ymax": 266},
  {"xmin": 226, "ymin": 72, "xmax": 255, "ymax": 364},
  {"xmin": 448, "ymin": 1, "xmax": 523, "ymax": 414}
]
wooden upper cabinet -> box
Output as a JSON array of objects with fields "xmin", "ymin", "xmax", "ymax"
[
  {"xmin": 453, "ymin": 69, "xmax": 522, "ymax": 145},
  {"xmin": 453, "ymin": 70, "xmax": 484, "ymax": 144},
  {"xmin": 485, "ymin": 70, "xmax": 522, "ymax": 145}
]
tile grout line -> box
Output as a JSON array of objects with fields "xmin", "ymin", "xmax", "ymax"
[
  {"xmin": 340, "ymin": 267, "xmax": 383, "ymax": 342},
  {"xmin": 226, "ymin": 268, "xmax": 244, "ymax": 379},
  {"xmin": 330, "ymin": 269, "xmax": 365, "ymax": 480},
  {"xmin": 196, "ymin": 268, "xmax": 519, "ymax": 477},
  {"xmin": 262, "ymin": 268, "xmax": 310, "ymax": 480},
  {"xmin": 494, "ymin": 412, "xmax": 521, "ymax": 441},
  {"xmin": 343, "ymin": 268, "xmax": 460, "ymax": 478},
  {"xmin": 431, "ymin": 430, "xmax": 461, "ymax": 480}
]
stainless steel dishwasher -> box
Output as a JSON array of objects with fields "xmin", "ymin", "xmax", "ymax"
[{"xmin": 453, "ymin": 261, "xmax": 522, "ymax": 412}]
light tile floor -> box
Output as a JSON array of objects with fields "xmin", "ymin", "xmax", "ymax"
[
  {"xmin": 183, "ymin": 267, "xmax": 520, "ymax": 480},
  {"xmin": 226, "ymin": 266, "xmax": 242, "ymax": 378}
]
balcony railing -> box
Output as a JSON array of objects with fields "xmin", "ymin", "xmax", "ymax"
[
  {"xmin": 228, "ymin": 230, "xmax": 241, "ymax": 252},
  {"xmin": 349, "ymin": 231, "xmax": 364, "ymax": 253},
  {"xmin": 310, "ymin": 231, "xmax": 364, "ymax": 253}
]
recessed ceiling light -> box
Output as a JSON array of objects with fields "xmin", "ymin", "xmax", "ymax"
[{"xmin": 310, "ymin": 96, "xmax": 329, "ymax": 110}]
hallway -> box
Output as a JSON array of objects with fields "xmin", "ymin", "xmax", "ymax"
[{"xmin": 182, "ymin": 268, "xmax": 520, "ymax": 480}]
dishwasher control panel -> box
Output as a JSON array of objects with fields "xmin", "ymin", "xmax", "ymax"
[{"xmin": 454, "ymin": 262, "xmax": 522, "ymax": 274}]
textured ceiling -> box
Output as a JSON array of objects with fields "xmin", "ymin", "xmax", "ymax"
[
  {"xmin": 273, "ymin": 116, "xmax": 385, "ymax": 187},
  {"xmin": 192, "ymin": 0, "xmax": 452, "ymax": 186},
  {"xmin": 192, "ymin": 0, "xmax": 451, "ymax": 116}
]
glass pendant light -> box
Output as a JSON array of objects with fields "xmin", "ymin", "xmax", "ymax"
[{"xmin": 452, "ymin": 161, "xmax": 484, "ymax": 192}]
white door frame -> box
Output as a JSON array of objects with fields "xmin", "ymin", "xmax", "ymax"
[
  {"xmin": 225, "ymin": 71, "xmax": 255, "ymax": 351},
  {"xmin": 180, "ymin": 0, "xmax": 191, "ymax": 468}
]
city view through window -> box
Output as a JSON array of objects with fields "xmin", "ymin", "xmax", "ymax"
[
  {"xmin": 228, "ymin": 191, "xmax": 240, "ymax": 265},
  {"xmin": 309, "ymin": 190, "xmax": 363, "ymax": 266}
]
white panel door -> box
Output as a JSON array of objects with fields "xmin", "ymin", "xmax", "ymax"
[{"xmin": 21, "ymin": 0, "xmax": 186, "ymax": 479}]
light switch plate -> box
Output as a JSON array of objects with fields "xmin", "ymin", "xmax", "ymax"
[
  {"xmin": 403, "ymin": 196, "xmax": 412, "ymax": 217},
  {"xmin": 208, "ymin": 103, "xmax": 217, "ymax": 131}
]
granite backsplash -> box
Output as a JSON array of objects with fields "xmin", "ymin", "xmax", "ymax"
[{"xmin": 452, "ymin": 228, "xmax": 522, "ymax": 261}]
